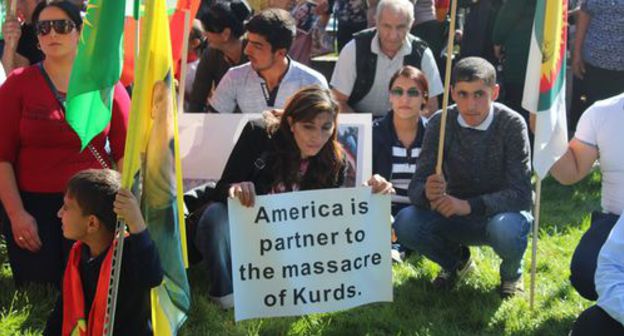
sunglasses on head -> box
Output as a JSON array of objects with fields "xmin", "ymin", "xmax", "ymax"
[
  {"xmin": 35, "ymin": 19, "xmax": 76, "ymax": 36},
  {"xmin": 390, "ymin": 87, "xmax": 422, "ymax": 98}
]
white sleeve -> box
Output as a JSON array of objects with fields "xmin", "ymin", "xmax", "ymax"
[
  {"xmin": 208, "ymin": 70, "xmax": 237, "ymax": 113},
  {"xmin": 420, "ymin": 48, "xmax": 444, "ymax": 97},
  {"xmin": 0, "ymin": 62, "xmax": 5, "ymax": 85},
  {"xmin": 596, "ymin": 215, "xmax": 624, "ymax": 325},
  {"xmin": 574, "ymin": 104, "xmax": 598, "ymax": 146},
  {"xmin": 329, "ymin": 40, "xmax": 357, "ymax": 96}
]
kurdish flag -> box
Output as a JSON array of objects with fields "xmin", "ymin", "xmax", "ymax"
[
  {"xmin": 120, "ymin": 0, "xmax": 190, "ymax": 333},
  {"xmin": 65, "ymin": 0, "xmax": 125, "ymax": 150},
  {"xmin": 522, "ymin": 0, "xmax": 569, "ymax": 179}
]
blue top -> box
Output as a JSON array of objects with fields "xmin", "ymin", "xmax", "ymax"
[
  {"xmin": 596, "ymin": 214, "xmax": 624, "ymax": 324},
  {"xmin": 582, "ymin": 0, "xmax": 624, "ymax": 71}
]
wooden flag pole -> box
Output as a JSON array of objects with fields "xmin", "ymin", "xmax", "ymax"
[
  {"xmin": 177, "ymin": 9, "xmax": 191, "ymax": 115},
  {"xmin": 435, "ymin": 0, "xmax": 458, "ymax": 175},
  {"xmin": 530, "ymin": 177, "xmax": 542, "ymax": 309}
]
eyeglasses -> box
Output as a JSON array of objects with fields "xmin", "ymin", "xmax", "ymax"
[
  {"xmin": 35, "ymin": 19, "xmax": 76, "ymax": 36},
  {"xmin": 390, "ymin": 87, "xmax": 422, "ymax": 98}
]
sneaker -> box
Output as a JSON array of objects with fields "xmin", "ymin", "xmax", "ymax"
[
  {"xmin": 500, "ymin": 277, "xmax": 525, "ymax": 298},
  {"xmin": 209, "ymin": 293, "xmax": 234, "ymax": 310},
  {"xmin": 432, "ymin": 248, "xmax": 475, "ymax": 290},
  {"xmin": 391, "ymin": 243, "xmax": 406, "ymax": 263}
]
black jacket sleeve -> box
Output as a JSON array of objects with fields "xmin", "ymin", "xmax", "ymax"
[{"xmin": 213, "ymin": 119, "xmax": 271, "ymax": 202}]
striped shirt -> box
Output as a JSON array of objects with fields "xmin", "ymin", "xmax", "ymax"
[{"xmin": 391, "ymin": 145, "xmax": 421, "ymax": 205}]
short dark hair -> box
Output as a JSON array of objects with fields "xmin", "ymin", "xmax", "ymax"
[
  {"xmin": 32, "ymin": 0, "xmax": 83, "ymax": 31},
  {"xmin": 66, "ymin": 169, "xmax": 121, "ymax": 233},
  {"xmin": 451, "ymin": 57, "xmax": 497, "ymax": 86},
  {"xmin": 200, "ymin": 1, "xmax": 251, "ymax": 38},
  {"xmin": 245, "ymin": 8, "xmax": 296, "ymax": 52}
]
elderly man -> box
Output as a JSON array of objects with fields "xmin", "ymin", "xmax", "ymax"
[
  {"xmin": 393, "ymin": 57, "xmax": 532, "ymax": 298},
  {"xmin": 330, "ymin": 0, "xmax": 443, "ymax": 116}
]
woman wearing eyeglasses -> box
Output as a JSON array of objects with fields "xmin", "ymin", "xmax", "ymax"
[
  {"xmin": 0, "ymin": 1, "xmax": 129, "ymax": 287},
  {"xmin": 372, "ymin": 66, "xmax": 429, "ymax": 261}
]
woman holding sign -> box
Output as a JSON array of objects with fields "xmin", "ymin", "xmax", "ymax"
[{"xmin": 194, "ymin": 86, "xmax": 393, "ymax": 309}]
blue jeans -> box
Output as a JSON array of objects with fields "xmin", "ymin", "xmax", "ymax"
[
  {"xmin": 394, "ymin": 205, "xmax": 532, "ymax": 281},
  {"xmin": 570, "ymin": 211, "xmax": 619, "ymax": 300},
  {"xmin": 194, "ymin": 202, "xmax": 233, "ymax": 298}
]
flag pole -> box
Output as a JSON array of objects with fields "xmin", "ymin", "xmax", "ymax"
[
  {"xmin": 3, "ymin": 0, "xmax": 18, "ymax": 72},
  {"xmin": 530, "ymin": 177, "xmax": 542, "ymax": 309},
  {"xmin": 176, "ymin": 9, "xmax": 191, "ymax": 267},
  {"xmin": 177, "ymin": 9, "xmax": 191, "ymax": 115},
  {"xmin": 435, "ymin": 0, "xmax": 457, "ymax": 174},
  {"xmin": 103, "ymin": 219, "xmax": 127, "ymax": 336}
]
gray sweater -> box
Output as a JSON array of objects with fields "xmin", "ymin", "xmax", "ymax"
[{"xmin": 408, "ymin": 103, "xmax": 532, "ymax": 217}]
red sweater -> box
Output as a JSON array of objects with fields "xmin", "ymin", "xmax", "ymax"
[{"xmin": 0, "ymin": 65, "xmax": 130, "ymax": 193}]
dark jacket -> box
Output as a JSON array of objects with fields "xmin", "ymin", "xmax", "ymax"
[
  {"xmin": 213, "ymin": 118, "xmax": 346, "ymax": 203},
  {"xmin": 45, "ymin": 230, "xmax": 163, "ymax": 336}
]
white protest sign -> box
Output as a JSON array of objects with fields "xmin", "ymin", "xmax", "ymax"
[{"xmin": 228, "ymin": 187, "xmax": 392, "ymax": 321}]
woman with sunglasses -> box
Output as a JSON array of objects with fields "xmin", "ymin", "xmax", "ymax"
[
  {"xmin": 188, "ymin": 1, "xmax": 251, "ymax": 112},
  {"xmin": 193, "ymin": 86, "xmax": 394, "ymax": 309},
  {"xmin": 372, "ymin": 66, "xmax": 429, "ymax": 261},
  {"xmin": 0, "ymin": 1, "xmax": 129, "ymax": 287}
]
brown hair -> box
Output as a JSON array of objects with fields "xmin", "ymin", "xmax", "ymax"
[
  {"xmin": 270, "ymin": 86, "xmax": 344, "ymax": 191},
  {"xmin": 388, "ymin": 65, "xmax": 430, "ymax": 104}
]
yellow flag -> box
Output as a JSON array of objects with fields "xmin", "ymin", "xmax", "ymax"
[{"xmin": 120, "ymin": 0, "xmax": 190, "ymax": 334}]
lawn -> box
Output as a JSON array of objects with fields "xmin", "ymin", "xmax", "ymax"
[{"xmin": 0, "ymin": 172, "xmax": 602, "ymax": 336}]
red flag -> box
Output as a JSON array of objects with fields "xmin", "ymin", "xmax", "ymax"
[{"xmin": 120, "ymin": 0, "xmax": 200, "ymax": 86}]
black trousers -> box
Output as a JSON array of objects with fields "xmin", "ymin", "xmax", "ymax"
[
  {"xmin": 584, "ymin": 63, "xmax": 624, "ymax": 107},
  {"xmin": 572, "ymin": 305, "xmax": 624, "ymax": 336},
  {"xmin": 1, "ymin": 192, "xmax": 73, "ymax": 288}
]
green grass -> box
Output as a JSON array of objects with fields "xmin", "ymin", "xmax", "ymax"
[{"xmin": 0, "ymin": 172, "xmax": 602, "ymax": 335}]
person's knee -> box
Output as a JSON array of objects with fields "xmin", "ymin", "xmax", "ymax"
[
  {"xmin": 195, "ymin": 203, "xmax": 230, "ymax": 249},
  {"xmin": 394, "ymin": 206, "xmax": 435, "ymax": 245},
  {"xmin": 487, "ymin": 212, "xmax": 530, "ymax": 255},
  {"xmin": 569, "ymin": 244, "xmax": 599, "ymax": 300}
]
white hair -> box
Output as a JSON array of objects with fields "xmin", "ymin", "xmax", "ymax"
[{"xmin": 376, "ymin": 0, "xmax": 415, "ymax": 26}]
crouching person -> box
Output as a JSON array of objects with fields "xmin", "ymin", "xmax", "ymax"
[
  {"xmin": 45, "ymin": 169, "xmax": 163, "ymax": 335},
  {"xmin": 394, "ymin": 57, "xmax": 533, "ymax": 298}
]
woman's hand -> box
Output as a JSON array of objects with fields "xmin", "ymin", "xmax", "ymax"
[
  {"xmin": 10, "ymin": 209, "xmax": 42, "ymax": 252},
  {"xmin": 366, "ymin": 174, "xmax": 395, "ymax": 195},
  {"xmin": 229, "ymin": 182, "xmax": 257, "ymax": 207},
  {"xmin": 113, "ymin": 189, "xmax": 146, "ymax": 234}
]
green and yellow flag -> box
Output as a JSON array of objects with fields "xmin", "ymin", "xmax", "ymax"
[
  {"xmin": 522, "ymin": 0, "xmax": 568, "ymax": 179},
  {"xmin": 120, "ymin": 0, "xmax": 190, "ymax": 333},
  {"xmin": 65, "ymin": 0, "xmax": 125, "ymax": 150}
]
